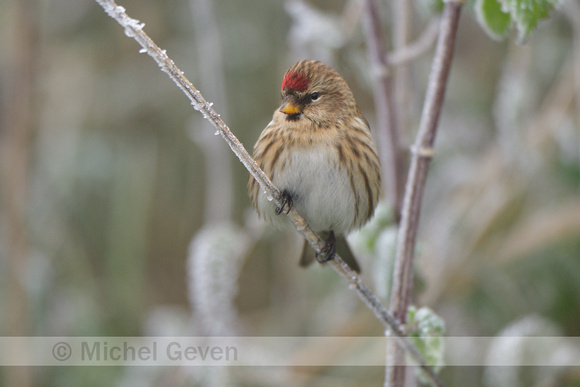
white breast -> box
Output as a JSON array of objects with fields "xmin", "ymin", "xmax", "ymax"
[{"xmin": 257, "ymin": 145, "xmax": 356, "ymax": 235}]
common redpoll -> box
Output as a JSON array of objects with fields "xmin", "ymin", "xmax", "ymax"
[{"xmin": 248, "ymin": 60, "xmax": 381, "ymax": 272}]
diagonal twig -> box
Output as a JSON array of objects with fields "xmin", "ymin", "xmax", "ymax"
[
  {"xmin": 94, "ymin": 0, "xmax": 444, "ymax": 385},
  {"xmin": 387, "ymin": 17, "xmax": 441, "ymax": 66}
]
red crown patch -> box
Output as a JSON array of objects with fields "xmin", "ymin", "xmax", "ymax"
[{"xmin": 282, "ymin": 72, "xmax": 309, "ymax": 92}]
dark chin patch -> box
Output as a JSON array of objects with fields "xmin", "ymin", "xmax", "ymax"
[{"xmin": 285, "ymin": 114, "xmax": 301, "ymax": 122}]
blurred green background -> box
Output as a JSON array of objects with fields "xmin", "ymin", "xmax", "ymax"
[{"xmin": 1, "ymin": 0, "xmax": 579, "ymax": 386}]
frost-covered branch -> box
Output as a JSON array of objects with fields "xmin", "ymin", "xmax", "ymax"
[
  {"xmin": 387, "ymin": 1, "xmax": 464, "ymax": 385},
  {"xmin": 94, "ymin": 0, "xmax": 443, "ymax": 385}
]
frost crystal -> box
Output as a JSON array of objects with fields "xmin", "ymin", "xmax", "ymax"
[
  {"xmin": 190, "ymin": 93, "xmax": 204, "ymax": 111},
  {"xmin": 123, "ymin": 27, "xmax": 135, "ymax": 38}
]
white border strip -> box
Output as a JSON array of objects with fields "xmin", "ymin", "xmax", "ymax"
[{"xmin": 1, "ymin": 337, "xmax": 579, "ymax": 366}]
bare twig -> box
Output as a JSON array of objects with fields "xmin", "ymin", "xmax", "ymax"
[
  {"xmin": 387, "ymin": 1, "xmax": 464, "ymax": 385},
  {"xmin": 362, "ymin": 0, "xmax": 404, "ymax": 219},
  {"xmin": 392, "ymin": 0, "xmax": 412, "ymax": 147},
  {"xmin": 388, "ymin": 17, "xmax": 441, "ymax": 66},
  {"xmin": 94, "ymin": 1, "xmax": 443, "ymax": 385}
]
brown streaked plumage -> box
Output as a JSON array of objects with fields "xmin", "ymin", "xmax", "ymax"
[{"xmin": 248, "ymin": 60, "xmax": 381, "ymax": 272}]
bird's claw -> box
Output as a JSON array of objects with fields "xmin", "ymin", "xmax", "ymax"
[
  {"xmin": 275, "ymin": 190, "xmax": 293, "ymax": 215},
  {"xmin": 316, "ymin": 231, "xmax": 336, "ymax": 263}
]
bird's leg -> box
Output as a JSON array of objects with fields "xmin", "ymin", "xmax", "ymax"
[
  {"xmin": 316, "ymin": 231, "xmax": 336, "ymax": 263},
  {"xmin": 275, "ymin": 189, "xmax": 293, "ymax": 215}
]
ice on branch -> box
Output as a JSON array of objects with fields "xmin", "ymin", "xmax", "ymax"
[{"xmin": 96, "ymin": 0, "xmax": 144, "ymax": 38}]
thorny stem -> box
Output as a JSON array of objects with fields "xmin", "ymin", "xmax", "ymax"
[
  {"xmin": 387, "ymin": 1, "xmax": 464, "ymax": 386},
  {"xmin": 94, "ymin": 0, "xmax": 444, "ymax": 385},
  {"xmin": 362, "ymin": 0, "xmax": 403, "ymax": 220}
]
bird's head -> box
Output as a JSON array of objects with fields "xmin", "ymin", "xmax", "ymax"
[{"xmin": 278, "ymin": 60, "xmax": 358, "ymax": 125}]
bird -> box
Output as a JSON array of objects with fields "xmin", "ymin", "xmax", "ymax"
[{"xmin": 247, "ymin": 60, "xmax": 381, "ymax": 272}]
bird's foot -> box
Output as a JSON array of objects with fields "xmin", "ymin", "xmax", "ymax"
[
  {"xmin": 316, "ymin": 231, "xmax": 336, "ymax": 263},
  {"xmin": 275, "ymin": 190, "xmax": 293, "ymax": 215}
]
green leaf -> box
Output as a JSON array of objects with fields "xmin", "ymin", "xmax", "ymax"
[
  {"xmin": 406, "ymin": 306, "xmax": 446, "ymax": 382},
  {"xmin": 500, "ymin": 0, "xmax": 558, "ymax": 41},
  {"xmin": 476, "ymin": 0, "xmax": 512, "ymax": 40},
  {"xmin": 474, "ymin": 0, "xmax": 558, "ymax": 41}
]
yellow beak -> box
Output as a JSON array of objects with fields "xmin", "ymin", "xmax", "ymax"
[{"xmin": 279, "ymin": 101, "xmax": 302, "ymax": 115}]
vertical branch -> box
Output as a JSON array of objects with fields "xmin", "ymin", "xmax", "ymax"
[
  {"xmin": 0, "ymin": 1, "xmax": 36, "ymax": 386},
  {"xmin": 392, "ymin": 0, "xmax": 412, "ymax": 143},
  {"xmin": 387, "ymin": 1, "xmax": 464, "ymax": 386},
  {"xmin": 362, "ymin": 0, "xmax": 403, "ymax": 219}
]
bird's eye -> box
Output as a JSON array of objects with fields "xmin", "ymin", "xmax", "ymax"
[{"xmin": 310, "ymin": 92, "xmax": 319, "ymax": 101}]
